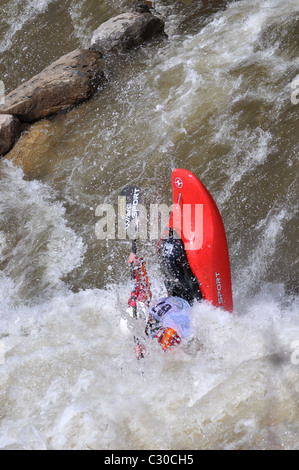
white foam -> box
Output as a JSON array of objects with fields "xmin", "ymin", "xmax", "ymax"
[
  {"xmin": 0, "ymin": 161, "xmax": 86, "ymax": 303},
  {"xmin": 0, "ymin": 272, "xmax": 298, "ymax": 450}
]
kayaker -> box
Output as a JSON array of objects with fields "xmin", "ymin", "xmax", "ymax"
[{"xmin": 127, "ymin": 229, "xmax": 202, "ymax": 357}]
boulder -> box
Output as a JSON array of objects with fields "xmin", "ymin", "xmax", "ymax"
[
  {"xmin": 0, "ymin": 49, "xmax": 107, "ymax": 123},
  {"xmin": 4, "ymin": 120, "xmax": 53, "ymax": 176},
  {"xmin": 133, "ymin": 1, "xmax": 152, "ymax": 13},
  {"xmin": 90, "ymin": 11, "xmax": 166, "ymax": 56},
  {"xmin": 0, "ymin": 114, "xmax": 21, "ymax": 155}
]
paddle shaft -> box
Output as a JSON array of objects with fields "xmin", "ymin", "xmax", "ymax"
[
  {"xmin": 131, "ymin": 238, "xmax": 145, "ymax": 358},
  {"xmin": 119, "ymin": 185, "xmax": 143, "ymax": 332},
  {"xmin": 130, "ymin": 239, "xmax": 137, "ymax": 318}
]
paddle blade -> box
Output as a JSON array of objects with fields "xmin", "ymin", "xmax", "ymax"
[{"xmin": 119, "ymin": 186, "xmax": 144, "ymax": 242}]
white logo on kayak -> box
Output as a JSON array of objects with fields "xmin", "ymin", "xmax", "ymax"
[
  {"xmin": 175, "ymin": 177, "xmax": 183, "ymax": 189},
  {"xmin": 163, "ymin": 242, "xmax": 174, "ymax": 257},
  {"xmin": 215, "ymin": 272, "xmax": 223, "ymax": 305}
]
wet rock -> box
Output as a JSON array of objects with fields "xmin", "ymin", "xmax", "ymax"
[
  {"xmin": 133, "ymin": 1, "xmax": 152, "ymax": 13},
  {"xmin": 0, "ymin": 49, "xmax": 107, "ymax": 123},
  {"xmin": 4, "ymin": 120, "xmax": 54, "ymax": 176},
  {"xmin": 0, "ymin": 114, "xmax": 21, "ymax": 155},
  {"xmin": 90, "ymin": 11, "xmax": 166, "ymax": 56}
]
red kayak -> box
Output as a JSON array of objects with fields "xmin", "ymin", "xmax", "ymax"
[{"xmin": 166, "ymin": 168, "xmax": 233, "ymax": 313}]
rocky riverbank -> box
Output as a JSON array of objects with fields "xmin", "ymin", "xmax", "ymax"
[{"xmin": 0, "ymin": 1, "xmax": 165, "ymax": 159}]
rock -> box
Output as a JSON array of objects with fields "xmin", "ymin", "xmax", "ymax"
[
  {"xmin": 133, "ymin": 1, "xmax": 152, "ymax": 13},
  {"xmin": 90, "ymin": 11, "xmax": 166, "ymax": 56},
  {"xmin": 0, "ymin": 49, "xmax": 107, "ymax": 123},
  {"xmin": 0, "ymin": 114, "xmax": 21, "ymax": 155},
  {"xmin": 4, "ymin": 120, "xmax": 53, "ymax": 176}
]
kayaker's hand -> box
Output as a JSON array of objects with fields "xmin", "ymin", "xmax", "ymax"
[
  {"xmin": 127, "ymin": 253, "xmax": 139, "ymax": 265},
  {"xmin": 134, "ymin": 342, "xmax": 146, "ymax": 359}
]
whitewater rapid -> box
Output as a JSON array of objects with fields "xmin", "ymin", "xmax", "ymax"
[
  {"xmin": 0, "ymin": 159, "xmax": 298, "ymax": 449},
  {"xmin": 0, "ymin": 0, "xmax": 299, "ymax": 450}
]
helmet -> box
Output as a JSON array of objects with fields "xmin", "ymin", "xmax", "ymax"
[{"xmin": 155, "ymin": 327, "xmax": 181, "ymax": 351}]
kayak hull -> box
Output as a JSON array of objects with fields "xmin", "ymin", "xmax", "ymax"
[{"xmin": 166, "ymin": 168, "xmax": 233, "ymax": 313}]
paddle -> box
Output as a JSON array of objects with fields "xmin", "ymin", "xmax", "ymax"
[
  {"xmin": 119, "ymin": 185, "xmax": 146, "ymax": 359},
  {"xmin": 118, "ymin": 185, "xmax": 143, "ymax": 318}
]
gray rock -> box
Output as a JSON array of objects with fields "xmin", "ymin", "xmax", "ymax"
[
  {"xmin": 0, "ymin": 114, "xmax": 21, "ymax": 155},
  {"xmin": 90, "ymin": 11, "xmax": 165, "ymax": 56},
  {"xmin": 0, "ymin": 49, "xmax": 107, "ymax": 123},
  {"xmin": 133, "ymin": 1, "xmax": 152, "ymax": 13}
]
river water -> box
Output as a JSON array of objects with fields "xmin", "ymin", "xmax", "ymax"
[{"xmin": 0, "ymin": 0, "xmax": 298, "ymax": 450}]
